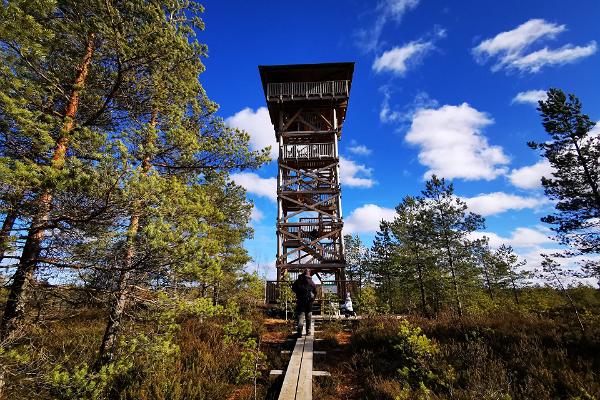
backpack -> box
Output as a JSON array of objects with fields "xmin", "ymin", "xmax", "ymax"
[
  {"xmin": 304, "ymin": 287, "xmax": 315, "ymax": 303},
  {"xmin": 296, "ymin": 276, "xmax": 315, "ymax": 304}
]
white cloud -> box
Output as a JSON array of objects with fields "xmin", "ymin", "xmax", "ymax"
[
  {"xmin": 379, "ymin": 89, "xmax": 403, "ymax": 123},
  {"xmin": 474, "ymin": 19, "xmax": 565, "ymax": 60},
  {"xmin": 380, "ymin": 89, "xmax": 438, "ymax": 124},
  {"xmin": 508, "ymin": 159, "xmax": 554, "ymax": 189},
  {"xmin": 245, "ymin": 258, "xmax": 276, "ymax": 279},
  {"xmin": 356, "ymin": 0, "xmax": 420, "ymax": 52},
  {"xmin": 225, "ymin": 107, "xmax": 277, "ymax": 159},
  {"xmin": 463, "ymin": 192, "xmax": 549, "ymax": 216},
  {"xmin": 510, "ymin": 42, "xmax": 597, "ymax": 73},
  {"xmin": 231, "ymin": 172, "xmax": 277, "ymax": 202},
  {"xmin": 373, "ymin": 40, "xmax": 434, "ymax": 75},
  {"xmin": 340, "ymin": 157, "xmax": 376, "ymax": 188},
  {"xmin": 470, "ymin": 226, "xmax": 553, "ymax": 249},
  {"xmin": 473, "ymin": 19, "xmax": 597, "ymax": 73},
  {"xmin": 512, "ymin": 89, "xmax": 547, "ymax": 105},
  {"xmin": 348, "ymin": 144, "xmax": 373, "ymax": 156},
  {"xmin": 250, "ymin": 205, "xmax": 264, "ymax": 222},
  {"xmin": 405, "ymin": 103, "xmax": 509, "ymax": 180},
  {"xmin": 344, "ymin": 204, "xmax": 396, "ymax": 234}
]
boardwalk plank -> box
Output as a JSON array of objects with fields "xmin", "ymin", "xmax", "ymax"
[
  {"xmin": 278, "ymin": 337, "xmax": 305, "ymax": 400},
  {"xmin": 296, "ymin": 336, "xmax": 314, "ymax": 399}
]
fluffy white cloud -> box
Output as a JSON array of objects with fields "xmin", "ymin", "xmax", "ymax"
[
  {"xmin": 225, "ymin": 107, "xmax": 277, "ymax": 159},
  {"xmin": 470, "ymin": 226, "xmax": 553, "ymax": 249},
  {"xmin": 463, "ymin": 192, "xmax": 549, "ymax": 216},
  {"xmin": 356, "ymin": 0, "xmax": 420, "ymax": 52},
  {"xmin": 348, "ymin": 144, "xmax": 372, "ymax": 156},
  {"xmin": 230, "ymin": 172, "xmax": 277, "ymax": 202},
  {"xmin": 405, "ymin": 103, "xmax": 509, "ymax": 180},
  {"xmin": 473, "ymin": 19, "xmax": 597, "ymax": 73},
  {"xmin": 512, "ymin": 89, "xmax": 547, "ymax": 105},
  {"xmin": 340, "ymin": 157, "xmax": 376, "ymax": 188},
  {"xmin": 373, "ymin": 40, "xmax": 434, "ymax": 75},
  {"xmin": 344, "ymin": 204, "xmax": 396, "ymax": 234},
  {"xmin": 508, "ymin": 159, "xmax": 554, "ymax": 189}
]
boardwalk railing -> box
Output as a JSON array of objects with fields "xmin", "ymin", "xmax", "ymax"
[{"xmin": 267, "ymin": 80, "xmax": 349, "ymax": 100}]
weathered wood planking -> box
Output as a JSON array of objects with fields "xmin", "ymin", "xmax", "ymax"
[
  {"xmin": 296, "ymin": 336, "xmax": 314, "ymax": 399},
  {"xmin": 278, "ymin": 337, "xmax": 305, "ymax": 400}
]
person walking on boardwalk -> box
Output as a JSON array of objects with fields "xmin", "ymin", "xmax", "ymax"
[{"xmin": 292, "ymin": 269, "xmax": 317, "ymax": 337}]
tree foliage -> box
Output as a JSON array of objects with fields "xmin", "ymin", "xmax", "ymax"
[{"xmin": 531, "ymin": 88, "xmax": 600, "ymax": 280}]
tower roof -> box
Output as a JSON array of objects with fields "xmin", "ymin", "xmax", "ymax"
[{"xmin": 258, "ymin": 62, "xmax": 355, "ymax": 98}]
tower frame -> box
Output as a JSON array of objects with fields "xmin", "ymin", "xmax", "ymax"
[{"xmin": 259, "ymin": 63, "xmax": 355, "ymax": 304}]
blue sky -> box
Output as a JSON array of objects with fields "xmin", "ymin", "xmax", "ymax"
[{"xmin": 198, "ymin": 0, "xmax": 600, "ymax": 281}]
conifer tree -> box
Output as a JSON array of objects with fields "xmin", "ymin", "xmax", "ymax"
[
  {"xmin": 422, "ymin": 176, "xmax": 485, "ymax": 316},
  {"xmin": 84, "ymin": 2, "xmax": 267, "ymax": 365},
  {"xmin": 368, "ymin": 222, "xmax": 399, "ymax": 310},
  {"xmin": 388, "ymin": 196, "xmax": 435, "ymax": 315},
  {"xmin": 344, "ymin": 234, "xmax": 368, "ymax": 289},
  {"xmin": 492, "ymin": 244, "xmax": 528, "ymax": 305},
  {"xmin": 0, "ymin": 0, "xmax": 111, "ymax": 339},
  {"xmin": 530, "ymin": 89, "xmax": 600, "ymax": 283}
]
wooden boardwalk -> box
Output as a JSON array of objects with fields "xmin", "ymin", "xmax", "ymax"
[{"xmin": 278, "ymin": 335, "xmax": 314, "ymax": 400}]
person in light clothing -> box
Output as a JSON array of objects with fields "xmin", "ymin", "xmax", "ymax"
[{"xmin": 341, "ymin": 293, "xmax": 356, "ymax": 317}]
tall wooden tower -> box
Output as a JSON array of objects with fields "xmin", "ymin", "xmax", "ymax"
[{"xmin": 259, "ymin": 62, "xmax": 354, "ymax": 303}]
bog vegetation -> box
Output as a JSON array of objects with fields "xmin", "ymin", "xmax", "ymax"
[{"xmin": 0, "ymin": 1, "xmax": 598, "ymax": 400}]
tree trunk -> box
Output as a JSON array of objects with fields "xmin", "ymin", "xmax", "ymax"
[
  {"xmin": 96, "ymin": 212, "xmax": 138, "ymax": 367},
  {"xmin": 509, "ymin": 274, "xmax": 520, "ymax": 305},
  {"xmin": 96, "ymin": 109, "xmax": 157, "ymax": 367},
  {"xmin": 443, "ymin": 236, "xmax": 462, "ymax": 316},
  {"xmin": 416, "ymin": 262, "xmax": 427, "ymax": 316},
  {"xmin": 0, "ymin": 206, "xmax": 46, "ymax": 340},
  {"xmin": 482, "ymin": 265, "xmax": 494, "ymax": 301},
  {"xmin": 0, "ymin": 34, "xmax": 95, "ymax": 341},
  {"xmin": 0, "ymin": 207, "xmax": 19, "ymax": 264}
]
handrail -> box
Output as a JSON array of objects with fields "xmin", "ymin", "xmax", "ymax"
[
  {"xmin": 267, "ymin": 80, "xmax": 349, "ymax": 99},
  {"xmin": 283, "ymin": 143, "xmax": 334, "ymax": 160}
]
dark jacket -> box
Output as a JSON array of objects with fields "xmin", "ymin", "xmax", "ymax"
[{"xmin": 291, "ymin": 274, "xmax": 317, "ymax": 312}]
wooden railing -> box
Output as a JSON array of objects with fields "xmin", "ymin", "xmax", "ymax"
[
  {"xmin": 283, "ymin": 143, "xmax": 334, "ymax": 160},
  {"xmin": 267, "ymin": 80, "xmax": 349, "ymax": 99},
  {"xmin": 265, "ymin": 280, "xmax": 358, "ymax": 304}
]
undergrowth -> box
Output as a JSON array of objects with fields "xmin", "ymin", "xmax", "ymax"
[{"xmin": 349, "ymin": 312, "xmax": 600, "ymax": 400}]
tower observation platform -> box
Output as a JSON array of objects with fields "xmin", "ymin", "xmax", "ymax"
[{"xmin": 259, "ymin": 62, "xmax": 357, "ymax": 306}]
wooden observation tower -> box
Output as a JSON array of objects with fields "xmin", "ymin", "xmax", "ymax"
[{"xmin": 260, "ymin": 62, "xmax": 355, "ymax": 305}]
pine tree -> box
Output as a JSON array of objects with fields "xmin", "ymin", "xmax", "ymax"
[
  {"xmin": 422, "ymin": 176, "xmax": 485, "ymax": 316},
  {"xmin": 530, "ymin": 89, "xmax": 600, "ymax": 283},
  {"xmin": 470, "ymin": 237, "xmax": 497, "ymax": 301},
  {"xmin": 492, "ymin": 244, "xmax": 528, "ymax": 305},
  {"xmin": 388, "ymin": 196, "xmax": 436, "ymax": 315},
  {"xmin": 344, "ymin": 234, "xmax": 368, "ymax": 289},
  {"xmin": 368, "ymin": 222, "xmax": 400, "ymax": 311},
  {"xmin": 0, "ymin": 0, "xmax": 111, "ymax": 339},
  {"xmin": 86, "ymin": 2, "xmax": 267, "ymax": 365}
]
